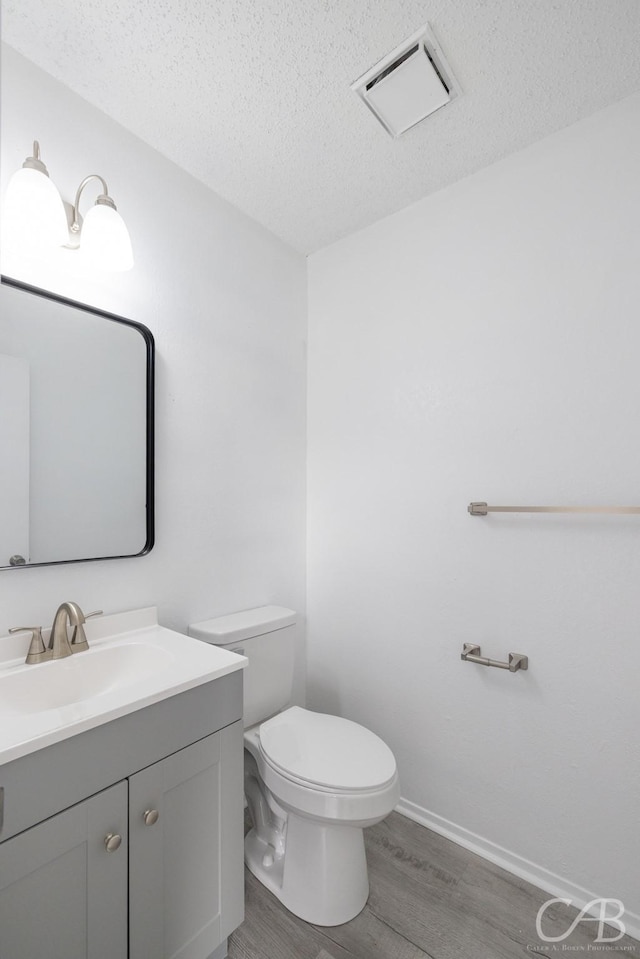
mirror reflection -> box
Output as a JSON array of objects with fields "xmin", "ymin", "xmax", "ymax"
[{"xmin": 0, "ymin": 278, "xmax": 154, "ymax": 568}]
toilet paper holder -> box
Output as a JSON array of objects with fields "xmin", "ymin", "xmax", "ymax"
[{"xmin": 461, "ymin": 643, "xmax": 528, "ymax": 672}]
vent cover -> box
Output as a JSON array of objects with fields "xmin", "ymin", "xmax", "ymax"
[{"xmin": 352, "ymin": 25, "xmax": 461, "ymax": 138}]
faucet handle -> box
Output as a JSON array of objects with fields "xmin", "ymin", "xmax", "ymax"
[
  {"xmin": 9, "ymin": 626, "xmax": 52, "ymax": 665},
  {"xmin": 70, "ymin": 609, "xmax": 103, "ymax": 652}
]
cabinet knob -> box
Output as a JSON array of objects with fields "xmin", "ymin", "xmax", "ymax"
[
  {"xmin": 104, "ymin": 833, "xmax": 122, "ymax": 852},
  {"xmin": 143, "ymin": 808, "xmax": 159, "ymax": 826}
]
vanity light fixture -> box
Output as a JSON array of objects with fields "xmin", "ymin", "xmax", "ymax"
[{"xmin": 3, "ymin": 140, "xmax": 133, "ymax": 272}]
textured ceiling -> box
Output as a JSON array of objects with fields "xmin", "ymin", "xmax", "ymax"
[{"xmin": 3, "ymin": 0, "xmax": 640, "ymax": 253}]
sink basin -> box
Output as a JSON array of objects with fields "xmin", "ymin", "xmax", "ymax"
[
  {"xmin": 1, "ymin": 642, "xmax": 176, "ymax": 713},
  {"xmin": 0, "ymin": 606, "xmax": 247, "ymax": 765}
]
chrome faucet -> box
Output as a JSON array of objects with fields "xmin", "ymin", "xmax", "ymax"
[{"xmin": 9, "ymin": 603, "xmax": 103, "ymax": 664}]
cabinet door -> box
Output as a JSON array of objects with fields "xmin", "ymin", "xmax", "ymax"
[
  {"xmin": 0, "ymin": 780, "xmax": 128, "ymax": 959},
  {"xmin": 129, "ymin": 730, "xmax": 241, "ymax": 959}
]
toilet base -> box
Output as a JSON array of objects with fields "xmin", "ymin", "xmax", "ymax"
[{"xmin": 245, "ymin": 813, "xmax": 369, "ymax": 926}]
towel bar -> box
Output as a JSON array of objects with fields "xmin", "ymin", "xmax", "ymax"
[{"xmin": 468, "ymin": 502, "xmax": 640, "ymax": 516}]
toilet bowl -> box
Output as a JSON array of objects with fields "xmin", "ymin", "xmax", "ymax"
[
  {"xmin": 244, "ymin": 706, "xmax": 399, "ymax": 925},
  {"xmin": 189, "ymin": 607, "xmax": 400, "ymax": 926}
]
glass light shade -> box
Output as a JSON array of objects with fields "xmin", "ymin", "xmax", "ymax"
[
  {"xmin": 2, "ymin": 167, "xmax": 69, "ymax": 251},
  {"xmin": 80, "ymin": 202, "xmax": 134, "ymax": 272}
]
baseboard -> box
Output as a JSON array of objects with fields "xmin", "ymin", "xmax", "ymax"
[{"xmin": 395, "ymin": 798, "xmax": 640, "ymax": 943}]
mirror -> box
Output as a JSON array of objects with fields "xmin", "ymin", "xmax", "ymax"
[{"xmin": 0, "ymin": 276, "xmax": 154, "ymax": 568}]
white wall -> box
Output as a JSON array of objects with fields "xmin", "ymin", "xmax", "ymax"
[
  {"xmin": 308, "ymin": 92, "xmax": 640, "ymax": 930},
  {"xmin": 0, "ymin": 45, "xmax": 307, "ymax": 698}
]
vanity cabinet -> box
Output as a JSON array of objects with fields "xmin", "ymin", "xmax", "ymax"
[{"xmin": 0, "ymin": 672, "xmax": 244, "ymax": 959}]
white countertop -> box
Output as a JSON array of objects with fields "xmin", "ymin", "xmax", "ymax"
[{"xmin": 0, "ymin": 606, "xmax": 246, "ymax": 765}]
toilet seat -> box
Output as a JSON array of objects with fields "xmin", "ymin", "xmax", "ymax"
[
  {"xmin": 245, "ymin": 725, "xmax": 399, "ymax": 826},
  {"xmin": 258, "ymin": 706, "xmax": 397, "ymax": 792}
]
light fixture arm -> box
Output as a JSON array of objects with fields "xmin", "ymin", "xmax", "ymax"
[{"xmin": 70, "ymin": 174, "xmax": 117, "ymax": 235}]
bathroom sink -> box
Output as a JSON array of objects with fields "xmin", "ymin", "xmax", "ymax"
[
  {"xmin": 0, "ymin": 642, "xmax": 175, "ymax": 714},
  {"xmin": 0, "ymin": 606, "xmax": 247, "ymax": 765}
]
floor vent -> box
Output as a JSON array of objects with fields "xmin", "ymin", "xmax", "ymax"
[{"xmin": 352, "ymin": 25, "xmax": 461, "ymax": 138}]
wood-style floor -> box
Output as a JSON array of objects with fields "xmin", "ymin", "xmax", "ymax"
[{"xmin": 228, "ymin": 811, "xmax": 637, "ymax": 959}]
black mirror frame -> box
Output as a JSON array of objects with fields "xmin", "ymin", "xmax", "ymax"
[{"xmin": 1, "ymin": 275, "xmax": 155, "ymax": 569}]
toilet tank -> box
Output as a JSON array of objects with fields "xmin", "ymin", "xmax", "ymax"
[{"xmin": 189, "ymin": 606, "xmax": 296, "ymax": 728}]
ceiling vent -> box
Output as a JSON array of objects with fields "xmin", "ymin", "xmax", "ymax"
[{"xmin": 351, "ymin": 25, "xmax": 461, "ymax": 138}]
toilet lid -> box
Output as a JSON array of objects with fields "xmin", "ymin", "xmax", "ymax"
[{"xmin": 258, "ymin": 706, "xmax": 397, "ymax": 791}]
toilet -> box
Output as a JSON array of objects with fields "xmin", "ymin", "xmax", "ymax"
[{"xmin": 189, "ymin": 606, "xmax": 400, "ymax": 926}]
